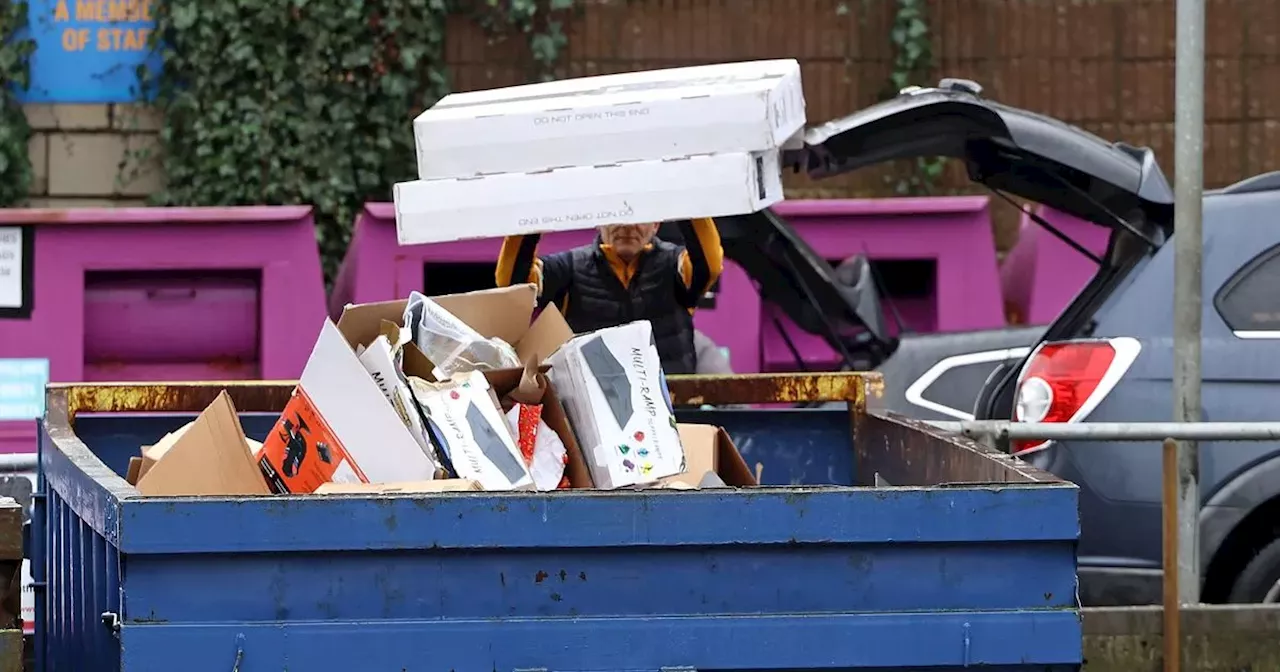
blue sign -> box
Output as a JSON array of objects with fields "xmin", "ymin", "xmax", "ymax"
[
  {"xmin": 17, "ymin": 0, "xmax": 161, "ymax": 103},
  {"xmin": 0, "ymin": 359, "xmax": 49, "ymax": 421}
]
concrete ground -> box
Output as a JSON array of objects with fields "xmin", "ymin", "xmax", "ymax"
[{"xmin": 1083, "ymin": 604, "xmax": 1280, "ymax": 671}]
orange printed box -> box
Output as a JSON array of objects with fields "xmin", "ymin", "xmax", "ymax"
[{"xmin": 260, "ymin": 319, "xmax": 438, "ymax": 494}]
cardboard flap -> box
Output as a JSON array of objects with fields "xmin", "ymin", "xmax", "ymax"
[
  {"xmin": 135, "ymin": 391, "xmax": 272, "ymax": 497},
  {"xmin": 377, "ymin": 319, "xmax": 407, "ymax": 345},
  {"xmin": 401, "ymin": 342, "xmax": 437, "ymax": 381},
  {"xmin": 506, "ymin": 358, "xmax": 547, "ymax": 406},
  {"xmin": 337, "ymin": 299, "xmax": 410, "ymax": 349},
  {"xmin": 126, "ymin": 457, "xmax": 142, "ymax": 485},
  {"xmin": 517, "ymin": 307, "xmax": 575, "ymax": 363},
  {"xmin": 431, "ymin": 284, "xmax": 538, "ymax": 345},
  {"xmin": 666, "ymin": 423, "xmax": 757, "ymax": 487},
  {"xmin": 137, "ymin": 422, "xmax": 194, "ymax": 481}
]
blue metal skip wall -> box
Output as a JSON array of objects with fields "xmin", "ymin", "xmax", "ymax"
[{"xmin": 37, "ymin": 408, "xmax": 1081, "ymax": 672}]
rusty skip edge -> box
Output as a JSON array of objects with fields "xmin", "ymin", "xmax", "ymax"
[
  {"xmin": 42, "ymin": 373, "xmax": 881, "ymax": 499},
  {"xmin": 46, "ymin": 372, "xmax": 882, "ymax": 419}
]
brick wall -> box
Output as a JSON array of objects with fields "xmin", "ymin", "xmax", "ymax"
[
  {"xmin": 19, "ymin": 0, "xmax": 1280, "ymax": 246},
  {"xmin": 445, "ymin": 0, "xmax": 1280, "ymax": 249},
  {"xmin": 22, "ymin": 103, "xmax": 162, "ymax": 207}
]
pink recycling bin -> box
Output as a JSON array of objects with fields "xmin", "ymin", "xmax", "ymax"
[
  {"xmin": 0, "ymin": 206, "xmax": 327, "ymax": 455},
  {"xmin": 999, "ymin": 205, "xmax": 1111, "ymax": 326}
]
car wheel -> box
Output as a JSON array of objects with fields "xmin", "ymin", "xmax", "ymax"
[{"xmin": 1228, "ymin": 537, "xmax": 1280, "ymax": 603}]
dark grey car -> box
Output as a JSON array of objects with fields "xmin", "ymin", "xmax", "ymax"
[
  {"xmin": 725, "ymin": 79, "xmax": 1280, "ymax": 606},
  {"xmin": 991, "ymin": 173, "xmax": 1280, "ymax": 605}
]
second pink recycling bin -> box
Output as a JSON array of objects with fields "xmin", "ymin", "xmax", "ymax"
[{"xmin": 999, "ymin": 205, "xmax": 1111, "ymax": 326}]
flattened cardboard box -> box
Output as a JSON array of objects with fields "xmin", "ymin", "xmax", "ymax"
[
  {"xmin": 414, "ymin": 59, "xmax": 805, "ymax": 178},
  {"xmin": 134, "ymin": 392, "xmax": 271, "ymax": 497},
  {"xmin": 259, "ymin": 318, "xmax": 441, "ymax": 494},
  {"xmin": 395, "ymin": 150, "xmax": 783, "ymax": 245}
]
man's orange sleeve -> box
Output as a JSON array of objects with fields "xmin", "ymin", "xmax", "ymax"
[
  {"xmin": 495, "ymin": 235, "xmax": 543, "ymax": 290},
  {"xmin": 677, "ymin": 217, "xmax": 724, "ymax": 313}
]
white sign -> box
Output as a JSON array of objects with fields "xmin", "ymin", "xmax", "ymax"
[
  {"xmin": 0, "ymin": 226, "xmax": 23, "ymax": 310},
  {"xmin": 0, "ymin": 359, "xmax": 48, "ymax": 421},
  {"xmin": 9, "ymin": 470, "xmax": 36, "ymax": 635},
  {"xmin": 20, "ymin": 558, "xmax": 31, "ymax": 635}
]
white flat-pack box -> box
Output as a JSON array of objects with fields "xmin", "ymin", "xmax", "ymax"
[
  {"xmin": 414, "ymin": 59, "xmax": 805, "ymax": 178},
  {"xmin": 394, "ymin": 150, "xmax": 783, "ymax": 245},
  {"xmin": 547, "ymin": 321, "xmax": 685, "ymax": 489},
  {"xmin": 438, "ymin": 59, "xmax": 800, "ymax": 107}
]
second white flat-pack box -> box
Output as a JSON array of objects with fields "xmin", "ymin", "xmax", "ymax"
[
  {"xmin": 394, "ymin": 151, "xmax": 783, "ymax": 245},
  {"xmin": 414, "ymin": 59, "xmax": 805, "ymax": 179}
]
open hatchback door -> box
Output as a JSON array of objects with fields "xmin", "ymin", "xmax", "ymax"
[
  {"xmin": 791, "ymin": 78, "xmax": 1174, "ymax": 236},
  {"xmin": 714, "ymin": 78, "xmax": 1176, "ymax": 379}
]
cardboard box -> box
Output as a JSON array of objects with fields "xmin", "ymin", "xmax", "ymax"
[
  {"xmin": 258, "ymin": 318, "xmax": 444, "ymax": 494},
  {"xmin": 409, "ymin": 370, "xmax": 535, "ymax": 491},
  {"xmin": 338, "ymin": 285, "xmax": 573, "ymax": 370},
  {"xmin": 131, "ymin": 432, "xmax": 261, "ymax": 486},
  {"xmin": 291, "ymin": 285, "xmax": 589, "ymax": 492},
  {"xmin": 355, "ymin": 320, "xmax": 441, "ymax": 470},
  {"xmin": 486, "ymin": 365, "xmax": 593, "ymax": 490},
  {"xmin": 661, "ymin": 424, "xmax": 757, "ymax": 488},
  {"xmin": 361, "ymin": 287, "xmax": 592, "ymax": 489},
  {"xmin": 395, "ymin": 150, "xmax": 783, "ymax": 245},
  {"xmin": 135, "ymin": 422, "xmax": 192, "ymax": 482},
  {"xmin": 315, "ymin": 479, "xmax": 482, "ymax": 494},
  {"xmin": 134, "ymin": 392, "xmax": 272, "ymax": 497},
  {"xmin": 414, "ymin": 59, "xmax": 805, "ymax": 178},
  {"xmin": 548, "ymin": 321, "xmax": 685, "ymax": 489}
]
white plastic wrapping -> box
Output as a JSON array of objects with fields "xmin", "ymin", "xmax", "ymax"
[{"xmin": 403, "ymin": 291, "xmax": 521, "ymax": 378}]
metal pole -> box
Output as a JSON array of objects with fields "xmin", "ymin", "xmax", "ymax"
[
  {"xmin": 1173, "ymin": 0, "xmax": 1205, "ymax": 605},
  {"xmin": 924, "ymin": 421, "xmax": 1280, "ymax": 442},
  {"xmin": 1162, "ymin": 438, "xmax": 1181, "ymax": 672}
]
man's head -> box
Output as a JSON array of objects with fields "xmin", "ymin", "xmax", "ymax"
[{"xmin": 598, "ymin": 223, "xmax": 660, "ymax": 261}]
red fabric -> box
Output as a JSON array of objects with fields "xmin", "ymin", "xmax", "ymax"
[
  {"xmin": 515, "ymin": 403, "xmax": 542, "ymax": 464},
  {"xmin": 515, "ymin": 402, "xmax": 571, "ymax": 489}
]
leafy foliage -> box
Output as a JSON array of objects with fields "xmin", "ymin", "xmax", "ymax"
[
  {"xmin": 139, "ymin": 0, "xmax": 578, "ymax": 277},
  {"xmin": 0, "ymin": 0, "xmax": 34, "ymax": 207},
  {"xmin": 886, "ymin": 0, "xmax": 945, "ymax": 195}
]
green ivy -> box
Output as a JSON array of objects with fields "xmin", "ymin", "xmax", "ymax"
[
  {"xmin": 885, "ymin": 0, "xmax": 945, "ymax": 196},
  {"xmin": 0, "ymin": 0, "xmax": 34, "ymax": 208},
  {"xmin": 137, "ymin": 0, "xmax": 578, "ymax": 278}
]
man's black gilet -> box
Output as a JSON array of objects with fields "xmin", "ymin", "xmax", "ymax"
[{"xmin": 561, "ymin": 241, "xmax": 698, "ymax": 374}]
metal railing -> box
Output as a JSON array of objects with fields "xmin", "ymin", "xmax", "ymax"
[
  {"xmin": 926, "ymin": 421, "xmax": 1280, "ymax": 442},
  {"xmin": 927, "ymin": 420, "xmax": 1270, "ymax": 672}
]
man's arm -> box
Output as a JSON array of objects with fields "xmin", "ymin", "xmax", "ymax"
[
  {"xmin": 495, "ymin": 234, "xmax": 573, "ymax": 310},
  {"xmin": 674, "ymin": 218, "xmax": 724, "ymax": 312}
]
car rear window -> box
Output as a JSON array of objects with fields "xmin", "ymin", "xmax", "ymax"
[{"xmin": 1214, "ymin": 244, "xmax": 1280, "ymax": 334}]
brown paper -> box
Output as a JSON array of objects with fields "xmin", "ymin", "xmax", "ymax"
[
  {"xmin": 126, "ymin": 457, "xmax": 143, "ymax": 485},
  {"xmin": 505, "ymin": 357, "xmax": 547, "ymax": 407}
]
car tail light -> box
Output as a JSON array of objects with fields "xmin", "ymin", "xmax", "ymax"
[{"xmin": 1010, "ymin": 337, "xmax": 1141, "ymax": 455}]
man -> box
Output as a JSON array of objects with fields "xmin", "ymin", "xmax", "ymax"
[{"xmin": 495, "ymin": 219, "xmax": 723, "ymax": 374}]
